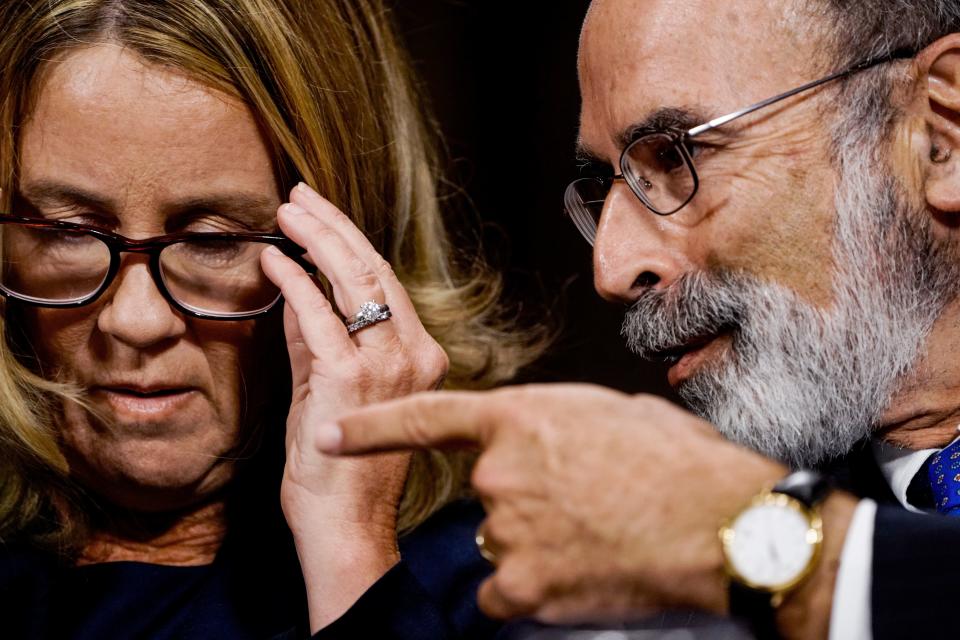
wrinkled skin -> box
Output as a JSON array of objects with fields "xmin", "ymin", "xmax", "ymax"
[
  {"xmin": 19, "ymin": 43, "xmax": 448, "ymax": 631},
  {"xmin": 321, "ymin": 1, "xmax": 960, "ymax": 638}
]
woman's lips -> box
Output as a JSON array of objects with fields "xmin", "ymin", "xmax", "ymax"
[{"xmin": 91, "ymin": 386, "xmax": 199, "ymax": 422}]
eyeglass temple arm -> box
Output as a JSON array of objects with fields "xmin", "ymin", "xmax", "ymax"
[{"xmin": 686, "ymin": 48, "xmax": 917, "ymax": 139}]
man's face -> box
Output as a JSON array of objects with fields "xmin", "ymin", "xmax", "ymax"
[
  {"xmin": 579, "ymin": 0, "xmax": 839, "ymax": 388},
  {"xmin": 577, "ymin": 0, "xmax": 960, "ymax": 465},
  {"xmin": 16, "ymin": 44, "xmax": 284, "ymax": 511}
]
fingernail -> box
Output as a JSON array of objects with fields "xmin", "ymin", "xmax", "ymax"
[
  {"xmin": 297, "ymin": 182, "xmax": 319, "ymax": 198},
  {"xmin": 264, "ymin": 245, "xmax": 283, "ymax": 257},
  {"xmin": 315, "ymin": 422, "xmax": 343, "ymax": 453},
  {"xmin": 281, "ymin": 203, "xmax": 306, "ymax": 216}
]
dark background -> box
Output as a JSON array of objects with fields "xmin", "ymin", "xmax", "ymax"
[{"xmin": 394, "ymin": 1, "xmax": 673, "ymax": 397}]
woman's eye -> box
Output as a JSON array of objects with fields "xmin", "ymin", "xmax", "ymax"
[
  {"xmin": 182, "ymin": 220, "xmax": 233, "ymax": 234},
  {"xmin": 179, "ymin": 239, "xmax": 248, "ymax": 265},
  {"xmin": 43, "ymin": 212, "xmax": 112, "ymax": 230},
  {"xmin": 175, "ymin": 213, "xmax": 268, "ymax": 234}
]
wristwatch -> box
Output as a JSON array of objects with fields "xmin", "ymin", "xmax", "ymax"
[{"xmin": 719, "ymin": 470, "xmax": 831, "ymax": 639}]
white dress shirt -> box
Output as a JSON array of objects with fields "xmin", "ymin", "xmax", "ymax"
[{"xmin": 828, "ymin": 441, "xmax": 942, "ymax": 640}]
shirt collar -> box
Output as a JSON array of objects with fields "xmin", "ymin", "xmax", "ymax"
[{"xmin": 872, "ymin": 440, "xmax": 937, "ymax": 513}]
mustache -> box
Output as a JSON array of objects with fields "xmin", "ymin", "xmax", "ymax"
[{"xmin": 621, "ymin": 270, "xmax": 746, "ymax": 360}]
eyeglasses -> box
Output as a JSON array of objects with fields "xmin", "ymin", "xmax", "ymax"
[
  {"xmin": 564, "ymin": 48, "xmax": 918, "ymax": 246},
  {"xmin": 0, "ymin": 214, "xmax": 309, "ymax": 320}
]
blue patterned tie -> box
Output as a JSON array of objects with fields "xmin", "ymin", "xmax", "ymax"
[{"xmin": 928, "ymin": 439, "xmax": 960, "ymax": 516}]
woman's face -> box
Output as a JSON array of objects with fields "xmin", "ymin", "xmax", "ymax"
[{"xmin": 16, "ymin": 44, "xmax": 284, "ymax": 511}]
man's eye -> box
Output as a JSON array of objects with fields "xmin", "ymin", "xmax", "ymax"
[
  {"xmin": 683, "ymin": 141, "xmax": 705, "ymax": 160},
  {"xmin": 652, "ymin": 143, "xmax": 686, "ymax": 173},
  {"xmin": 683, "ymin": 139, "xmax": 726, "ymax": 163}
]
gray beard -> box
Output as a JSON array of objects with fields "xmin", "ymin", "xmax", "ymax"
[{"xmin": 622, "ymin": 150, "xmax": 960, "ymax": 468}]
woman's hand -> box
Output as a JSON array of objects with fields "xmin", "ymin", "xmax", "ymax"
[{"xmin": 260, "ymin": 182, "xmax": 449, "ymax": 631}]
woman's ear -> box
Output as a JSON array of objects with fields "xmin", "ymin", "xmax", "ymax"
[{"xmin": 922, "ymin": 35, "xmax": 960, "ymax": 215}]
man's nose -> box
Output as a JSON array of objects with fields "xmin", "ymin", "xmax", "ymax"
[
  {"xmin": 592, "ymin": 185, "xmax": 690, "ymax": 304},
  {"xmin": 96, "ymin": 258, "xmax": 186, "ymax": 349}
]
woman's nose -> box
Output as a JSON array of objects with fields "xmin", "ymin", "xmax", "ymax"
[{"xmin": 96, "ymin": 259, "xmax": 186, "ymax": 348}]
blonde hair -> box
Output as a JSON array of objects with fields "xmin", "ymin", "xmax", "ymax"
[{"xmin": 0, "ymin": 0, "xmax": 542, "ymax": 549}]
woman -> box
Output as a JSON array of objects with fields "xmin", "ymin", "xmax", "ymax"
[{"xmin": 0, "ymin": 0, "xmax": 538, "ymax": 637}]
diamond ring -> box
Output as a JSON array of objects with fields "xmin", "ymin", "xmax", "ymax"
[{"xmin": 345, "ymin": 300, "xmax": 392, "ymax": 334}]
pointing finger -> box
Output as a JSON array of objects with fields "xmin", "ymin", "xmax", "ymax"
[{"xmin": 314, "ymin": 391, "xmax": 499, "ymax": 454}]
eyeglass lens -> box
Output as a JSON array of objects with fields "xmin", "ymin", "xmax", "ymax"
[
  {"xmin": 565, "ymin": 133, "xmax": 696, "ymax": 245},
  {"xmin": 159, "ymin": 238, "xmax": 281, "ymax": 315},
  {"xmin": 0, "ymin": 224, "xmax": 282, "ymax": 316},
  {"xmin": 1, "ymin": 224, "xmax": 111, "ymax": 303},
  {"xmin": 621, "ymin": 133, "xmax": 696, "ymax": 214}
]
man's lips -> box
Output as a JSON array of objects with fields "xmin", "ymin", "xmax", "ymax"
[
  {"xmin": 648, "ymin": 335, "xmax": 717, "ymax": 366},
  {"xmin": 646, "ymin": 329, "xmax": 734, "ymax": 387}
]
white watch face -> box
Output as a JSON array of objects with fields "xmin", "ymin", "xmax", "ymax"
[{"xmin": 726, "ymin": 500, "xmax": 817, "ymax": 589}]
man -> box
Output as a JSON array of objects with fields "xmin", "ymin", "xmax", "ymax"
[{"xmin": 312, "ymin": 1, "xmax": 960, "ymax": 637}]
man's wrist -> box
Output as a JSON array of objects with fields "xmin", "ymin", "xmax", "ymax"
[{"xmin": 775, "ymin": 491, "xmax": 859, "ymax": 640}]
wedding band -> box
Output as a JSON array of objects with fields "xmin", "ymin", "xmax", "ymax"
[
  {"xmin": 475, "ymin": 524, "xmax": 499, "ymax": 565},
  {"xmin": 345, "ymin": 300, "xmax": 392, "ymax": 334}
]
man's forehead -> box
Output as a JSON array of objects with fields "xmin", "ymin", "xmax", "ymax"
[{"xmin": 578, "ymin": 0, "xmax": 818, "ymax": 158}]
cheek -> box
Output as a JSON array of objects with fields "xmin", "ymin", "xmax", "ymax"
[
  {"xmin": 19, "ymin": 306, "xmax": 100, "ymax": 378},
  {"xmin": 699, "ymin": 156, "xmax": 839, "ymax": 306},
  {"xmin": 194, "ymin": 316, "xmax": 286, "ymax": 421},
  {"xmin": 193, "ymin": 326, "xmax": 253, "ymax": 419}
]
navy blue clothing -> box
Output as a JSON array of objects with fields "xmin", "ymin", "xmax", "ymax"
[
  {"xmin": 831, "ymin": 444, "xmax": 960, "ymax": 640},
  {"xmin": 0, "ymin": 500, "xmax": 500, "ymax": 639}
]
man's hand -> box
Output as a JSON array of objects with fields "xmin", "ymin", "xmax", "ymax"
[
  {"xmin": 317, "ymin": 384, "xmax": 858, "ymax": 638},
  {"xmin": 314, "ymin": 386, "xmax": 780, "ymax": 617}
]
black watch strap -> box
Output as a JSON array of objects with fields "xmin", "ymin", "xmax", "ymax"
[
  {"xmin": 772, "ymin": 470, "xmax": 831, "ymax": 508},
  {"xmin": 728, "ymin": 470, "xmax": 832, "ymax": 640},
  {"xmin": 729, "ymin": 581, "xmax": 779, "ymax": 640}
]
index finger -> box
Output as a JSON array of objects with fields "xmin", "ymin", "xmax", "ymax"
[{"xmin": 316, "ymin": 391, "xmax": 498, "ymax": 455}]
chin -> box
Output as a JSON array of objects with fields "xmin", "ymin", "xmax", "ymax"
[
  {"xmin": 64, "ymin": 442, "xmax": 237, "ymax": 513},
  {"xmin": 58, "ymin": 397, "xmax": 247, "ymax": 512}
]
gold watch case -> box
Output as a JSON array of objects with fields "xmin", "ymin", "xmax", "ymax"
[{"xmin": 718, "ymin": 490, "xmax": 824, "ymax": 603}]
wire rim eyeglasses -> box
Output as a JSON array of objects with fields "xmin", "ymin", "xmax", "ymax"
[{"xmin": 564, "ymin": 47, "xmax": 919, "ymax": 246}]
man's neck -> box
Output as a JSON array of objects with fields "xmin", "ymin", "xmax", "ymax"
[
  {"xmin": 878, "ymin": 406, "xmax": 960, "ymax": 450},
  {"xmin": 77, "ymin": 500, "xmax": 227, "ymax": 567},
  {"xmin": 880, "ymin": 299, "xmax": 960, "ymax": 450}
]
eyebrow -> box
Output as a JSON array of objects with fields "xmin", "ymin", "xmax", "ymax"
[
  {"xmin": 165, "ymin": 194, "xmax": 279, "ymax": 229},
  {"xmin": 17, "ymin": 180, "xmax": 279, "ymax": 230},
  {"xmin": 18, "ymin": 181, "xmax": 115, "ymax": 212},
  {"xmin": 575, "ymin": 106, "xmax": 712, "ymax": 166}
]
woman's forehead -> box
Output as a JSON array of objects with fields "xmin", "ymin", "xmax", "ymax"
[{"xmin": 19, "ymin": 44, "xmax": 280, "ymax": 225}]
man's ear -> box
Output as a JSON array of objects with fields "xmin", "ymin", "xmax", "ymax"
[{"xmin": 921, "ymin": 35, "xmax": 960, "ymax": 215}]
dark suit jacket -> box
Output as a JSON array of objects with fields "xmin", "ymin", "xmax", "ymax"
[
  {"xmin": 323, "ymin": 444, "xmax": 959, "ymax": 640},
  {"xmin": 829, "ymin": 443, "xmax": 960, "ymax": 639}
]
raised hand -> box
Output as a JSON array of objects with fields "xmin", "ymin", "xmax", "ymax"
[{"xmin": 259, "ymin": 183, "xmax": 448, "ymax": 630}]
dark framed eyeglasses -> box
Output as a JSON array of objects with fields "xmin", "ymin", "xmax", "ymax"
[
  {"xmin": 564, "ymin": 48, "xmax": 919, "ymax": 246},
  {"xmin": 0, "ymin": 214, "xmax": 309, "ymax": 320}
]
